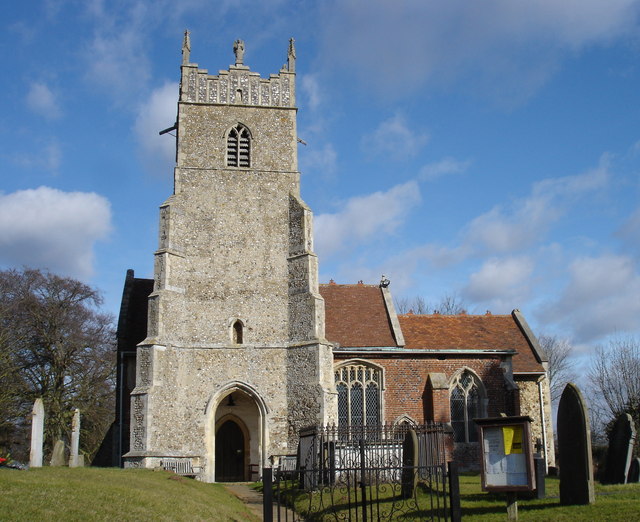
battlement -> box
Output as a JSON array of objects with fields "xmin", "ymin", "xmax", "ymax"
[{"xmin": 179, "ymin": 32, "xmax": 296, "ymax": 108}]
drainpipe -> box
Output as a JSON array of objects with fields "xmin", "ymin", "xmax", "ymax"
[{"xmin": 538, "ymin": 378, "xmax": 548, "ymax": 472}]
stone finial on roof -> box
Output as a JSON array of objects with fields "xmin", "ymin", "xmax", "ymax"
[
  {"xmin": 233, "ymin": 39, "xmax": 245, "ymax": 65},
  {"xmin": 182, "ymin": 30, "xmax": 191, "ymax": 65},
  {"xmin": 329, "ymin": 279, "xmax": 336, "ymax": 285},
  {"xmin": 379, "ymin": 275, "xmax": 390, "ymax": 288},
  {"xmin": 287, "ymin": 38, "xmax": 296, "ymax": 72}
]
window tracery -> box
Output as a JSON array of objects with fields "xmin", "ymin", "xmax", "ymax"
[
  {"xmin": 450, "ymin": 370, "xmax": 485, "ymax": 443},
  {"xmin": 226, "ymin": 123, "xmax": 250, "ymax": 167},
  {"xmin": 335, "ymin": 363, "xmax": 382, "ymax": 427}
]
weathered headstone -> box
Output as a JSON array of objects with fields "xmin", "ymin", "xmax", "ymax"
[
  {"xmin": 29, "ymin": 398, "xmax": 45, "ymax": 468},
  {"xmin": 401, "ymin": 428, "xmax": 419, "ymax": 499},
  {"xmin": 627, "ymin": 457, "xmax": 640, "ymax": 483},
  {"xmin": 50, "ymin": 440, "xmax": 66, "ymax": 466},
  {"xmin": 602, "ymin": 413, "xmax": 636, "ymax": 484},
  {"xmin": 69, "ymin": 408, "xmax": 81, "ymax": 468},
  {"xmin": 557, "ymin": 383, "xmax": 595, "ymax": 505}
]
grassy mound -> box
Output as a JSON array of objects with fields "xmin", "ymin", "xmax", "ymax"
[{"xmin": 0, "ymin": 467, "xmax": 259, "ymax": 521}]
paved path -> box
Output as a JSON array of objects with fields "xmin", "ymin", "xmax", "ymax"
[
  {"xmin": 224, "ymin": 483, "xmax": 298, "ymax": 521},
  {"xmin": 224, "ymin": 483, "xmax": 265, "ymax": 520}
]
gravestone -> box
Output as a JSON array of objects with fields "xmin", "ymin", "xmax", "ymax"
[
  {"xmin": 69, "ymin": 408, "xmax": 81, "ymax": 468},
  {"xmin": 50, "ymin": 440, "xmax": 66, "ymax": 466},
  {"xmin": 557, "ymin": 383, "xmax": 595, "ymax": 505},
  {"xmin": 401, "ymin": 428, "xmax": 419, "ymax": 499},
  {"xmin": 29, "ymin": 399, "xmax": 45, "ymax": 468},
  {"xmin": 602, "ymin": 413, "xmax": 636, "ymax": 484},
  {"xmin": 627, "ymin": 458, "xmax": 640, "ymax": 483}
]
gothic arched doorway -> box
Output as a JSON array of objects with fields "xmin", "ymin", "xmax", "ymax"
[
  {"xmin": 205, "ymin": 383, "xmax": 268, "ymax": 483},
  {"xmin": 215, "ymin": 419, "xmax": 246, "ymax": 481}
]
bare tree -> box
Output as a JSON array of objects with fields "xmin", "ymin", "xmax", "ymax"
[
  {"xmin": 433, "ymin": 294, "xmax": 467, "ymax": 315},
  {"xmin": 395, "ymin": 295, "xmax": 428, "ymax": 314},
  {"xmin": 538, "ymin": 335, "xmax": 576, "ymax": 404},
  {"xmin": 395, "ymin": 294, "xmax": 467, "ymax": 315},
  {"xmin": 0, "ymin": 268, "xmax": 115, "ymax": 462},
  {"xmin": 588, "ymin": 337, "xmax": 640, "ymax": 449}
]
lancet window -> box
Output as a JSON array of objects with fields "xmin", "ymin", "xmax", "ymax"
[{"xmin": 232, "ymin": 320, "xmax": 244, "ymax": 344}]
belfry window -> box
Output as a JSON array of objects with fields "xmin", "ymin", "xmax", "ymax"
[
  {"xmin": 335, "ymin": 363, "xmax": 382, "ymax": 427},
  {"xmin": 227, "ymin": 124, "xmax": 251, "ymax": 167},
  {"xmin": 232, "ymin": 320, "xmax": 243, "ymax": 344},
  {"xmin": 450, "ymin": 370, "xmax": 485, "ymax": 443}
]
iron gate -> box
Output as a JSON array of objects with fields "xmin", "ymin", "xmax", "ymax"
[{"xmin": 264, "ymin": 423, "xmax": 457, "ymax": 521}]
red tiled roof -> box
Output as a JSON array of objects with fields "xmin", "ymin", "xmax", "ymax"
[
  {"xmin": 320, "ymin": 284, "xmax": 398, "ymax": 348},
  {"xmin": 398, "ymin": 314, "xmax": 544, "ymax": 373}
]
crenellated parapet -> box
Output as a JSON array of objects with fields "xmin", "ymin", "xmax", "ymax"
[{"xmin": 180, "ymin": 34, "xmax": 296, "ymax": 107}]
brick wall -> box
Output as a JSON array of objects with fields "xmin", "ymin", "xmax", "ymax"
[
  {"xmin": 333, "ymin": 355, "xmax": 514, "ymax": 423},
  {"xmin": 334, "ymin": 353, "xmax": 518, "ymax": 469}
]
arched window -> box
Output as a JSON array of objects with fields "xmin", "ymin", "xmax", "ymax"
[
  {"xmin": 335, "ymin": 363, "xmax": 382, "ymax": 427},
  {"xmin": 232, "ymin": 320, "xmax": 243, "ymax": 344},
  {"xmin": 226, "ymin": 123, "xmax": 250, "ymax": 167},
  {"xmin": 450, "ymin": 370, "xmax": 485, "ymax": 443}
]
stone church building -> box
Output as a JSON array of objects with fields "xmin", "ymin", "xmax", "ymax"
[{"xmin": 113, "ymin": 35, "xmax": 555, "ymax": 482}]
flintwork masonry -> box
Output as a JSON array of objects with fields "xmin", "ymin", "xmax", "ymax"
[{"xmin": 122, "ymin": 35, "xmax": 335, "ymax": 481}]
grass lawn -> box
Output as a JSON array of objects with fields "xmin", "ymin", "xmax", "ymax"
[
  {"xmin": 0, "ymin": 467, "xmax": 259, "ymax": 521},
  {"xmin": 459, "ymin": 473, "xmax": 640, "ymax": 521},
  {"xmin": 269, "ymin": 473, "xmax": 640, "ymax": 520}
]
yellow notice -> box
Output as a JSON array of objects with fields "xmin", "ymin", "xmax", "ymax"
[{"xmin": 502, "ymin": 426, "xmax": 523, "ymax": 454}]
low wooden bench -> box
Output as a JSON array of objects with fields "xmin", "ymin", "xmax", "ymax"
[{"xmin": 160, "ymin": 458, "xmax": 197, "ymax": 477}]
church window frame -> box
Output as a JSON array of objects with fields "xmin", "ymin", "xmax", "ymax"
[
  {"xmin": 334, "ymin": 361, "xmax": 384, "ymax": 428},
  {"xmin": 226, "ymin": 123, "xmax": 251, "ymax": 168},
  {"xmin": 449, "ymin": 368, "xmax": 486, "ymax": 443}
]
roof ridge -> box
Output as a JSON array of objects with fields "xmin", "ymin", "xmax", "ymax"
[
  {"xmin": 399, "ymin": 313, "xmax": 511, "ymax": 318},
  {"xmin": 319, "ymin": 283, "xmax": 379, "ymax": 288}
]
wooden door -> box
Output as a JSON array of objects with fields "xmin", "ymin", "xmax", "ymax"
[{"xmin": 215, "ymin": 420, "xmax": 245, "ymax": 481}]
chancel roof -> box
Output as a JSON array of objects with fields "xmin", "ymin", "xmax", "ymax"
[{"xmin": 398, "ymin": 313, "xmax": 545, "ymax": 373}]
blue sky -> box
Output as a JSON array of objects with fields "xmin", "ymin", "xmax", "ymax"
[{"xmin": 1, "ymin": 0, "xmax": 639, "ymax": 357}]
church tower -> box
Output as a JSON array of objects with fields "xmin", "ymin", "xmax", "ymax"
[{"xmin": 123, "ymin": 34, "xmax": 336, "ymax": 482}]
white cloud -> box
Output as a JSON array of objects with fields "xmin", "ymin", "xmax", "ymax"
[
  {"xmin": 362, "ymin": 113, "xmax": 429, "ymax": 159},
  {"xmin": 320, "ymin": 0, "xmax": 640, "ymax": 101},
  {"xmin": 465, "ymin": 160, "xmax": 610, "ymax": 253},
  {"xmin": 315, "ymin": 181, "xmax": 421, "ymax": 259},
  {"xmin": 464, "ymin": 256, "xmax": 534, "ymax": 306},
  {"xmin": 617, "ymin": 207, "xmax": 640, "ymax": 253},
  {"xmin": 13, "ymin": 142, "xmax": 62, "ymax": 172},
  {"xmin": 85, "ymin": 27, "xmax": 151, "ymax": 106},
  {"xmin": 300, "ymin": 142, "xmax": 337, "ymax": 177},
  {"xmin": 134, "ymin": 81, "xmax": 178, "ymax": 175},
  {"xmin": 419, "ymin": 157, "xmax": 470, "ymax": 181},
  {"xmin": 26, "ymin": 82, "xmax": 62, "ymax": 119},
  {"xmin": 301, "ymin": 74, "xmax": 322, "ymax": 111},
  {"xmin": 0, "ymin": 187, "xmax": 112, "ymax": 279},
  {"xmin": 541, "ymin": 254, "xmax": 640, "ymax": 342}
]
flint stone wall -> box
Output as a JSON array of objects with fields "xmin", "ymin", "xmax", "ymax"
[{"xmin": 517, "ymin": 378, "xmax": 556, "ymax": 467}]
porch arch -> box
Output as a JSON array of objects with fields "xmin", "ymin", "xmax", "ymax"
[{"xmin": 204, "ymin": 381, "xmax": 269, "ymax": 482}]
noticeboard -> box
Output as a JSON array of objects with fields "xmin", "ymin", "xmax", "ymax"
[{"xmin": 475, "ymin": 416, "xmax": 535, "ymax": 492}]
